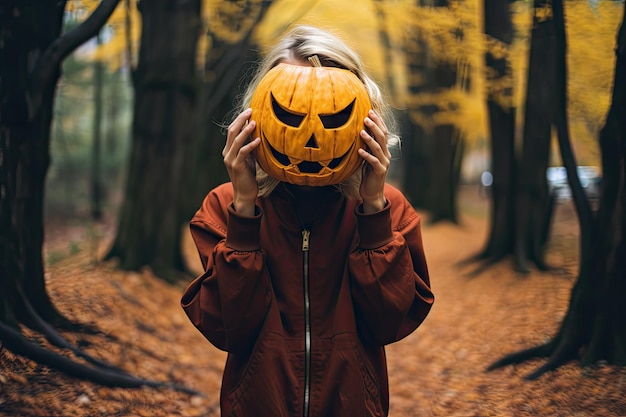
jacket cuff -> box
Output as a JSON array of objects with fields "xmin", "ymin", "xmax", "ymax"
[
  {"xmin": 225, "ymin": 203, "xmax": 262, "ymax": 251},
  {"xmin": 355, "ymin": 201, "xmax": 393, "ymax": 249}
]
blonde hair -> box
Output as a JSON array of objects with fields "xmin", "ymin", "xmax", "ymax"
[{"xmin": 235, "ymin": 25, "xmax": 400, "ymax": 198}]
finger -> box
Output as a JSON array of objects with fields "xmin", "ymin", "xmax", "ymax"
[
  {"xmin": 224, "ymin": 135, "xmax": 260, "ymax": 177},
  {"xmin": 237, "ymin": 136, "xmax": 261, "ymax": 161},
  {"xmin": 226, "ymin": 123, "xmax": 259, "ymax": 169},
  {"xmin": 364, "ymin": 112, "xmax": 391, "ymax": 159},
  {"xmin": 358, "ymin": 147, "xmax": 387, "ymax": 175},
  {"xmin": 224, "ymin": 118, "xmax": 257, "ymax": 161},
  {"xmin": 367, "ymin": 109, "xmax": 385, "ymax": 127},
  {"xmin": 366, "ymin": 110, "xmax": 388, "ymax": 140},
  {"xmin": 224, "ymin": 111, "xmax": 252, "ymax": 157},
  {"xmin": 360, "ymin": 127, "xmax": 390, "ymax": 165},
  {"xmin": 223, "ymin": 108, "xmax": 253, "ymax": 156}
]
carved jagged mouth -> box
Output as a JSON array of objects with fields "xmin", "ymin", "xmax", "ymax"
[{"xmin": 264, "ymin": 133, "xmax": 353, "ymax": 174}]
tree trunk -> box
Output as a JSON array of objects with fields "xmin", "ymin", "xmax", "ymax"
[
  {"xmin": 373, "ymin": 0, "xmax": 404, "ymax": 185},
  {"xmin": 373, "ymin": 0, "xmax": 398, "ymax": 100},
  {"xmin": 514, "ymin": 0, "xmax": 557, "ymax": 273},
  {"xmin": 472, "ymin": 0, "xmax": 517, "ymax": 268},
  {"xmin": 488, "ymin": 0, "xmax": 626, "ymax": 379},
  {"xmin": 402, "ymin": 0, "xmax": 464, "ymax": 223},
  {"xmin": 557, "ymin": 0, "xmax": 626, "ymax": 368},
  {"xmin": 106, "ymin": 0, "xmax": 202, "ymax": 282},
  {"xmin": 0, "ymin": 0, "xmax": 67, "ymax": 327},
  {"xmin": 0, "ymin": 0, "xmax": 202, "ymax": 393},
  {"xmin": 428, "ymin": 60, "xmax": 464, "ymax": 224},
  {"xmin": 402, "ymin": 21, "xmax": 433, "ymax": 209},
  {"xmin": 91, "ymin": 32, "xmax": 104, "ymax": 221},
  {"xmin": 183, "ymin": 1, "xmax": 271, "ymax": 221},
  {"xmin": 8, "ymin": 0, "xmax": 122, "ymax": 323}
]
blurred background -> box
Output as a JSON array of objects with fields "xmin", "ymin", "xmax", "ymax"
[
  {"xmin": 2, "ymin": 2, "xmax": 625, "ymax": 414},
  {"xmin": 48, "ymin": 0, "xmax": 620, "ymax": 226}
]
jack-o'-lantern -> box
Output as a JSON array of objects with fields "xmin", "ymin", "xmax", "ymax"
[{"xmin": 249, "ymin": 62, "xmax": 372, "ymax": 186}]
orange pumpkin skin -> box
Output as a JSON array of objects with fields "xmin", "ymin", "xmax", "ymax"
[{"xmin": 250, "ymin": 63, "xmax": 371, "ymax": 186}]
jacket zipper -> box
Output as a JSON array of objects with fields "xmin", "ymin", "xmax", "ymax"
[{"xmin": 301, "ymin": 229, "xmax": 311, "ymax": 417}]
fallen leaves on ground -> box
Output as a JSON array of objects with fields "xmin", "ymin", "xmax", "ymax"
[{"xmin": 1, "ymin": 187, "xmax": 625, "ymax": 416}]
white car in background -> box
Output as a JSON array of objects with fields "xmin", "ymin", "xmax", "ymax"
[
  {"xmin": 478, "ymin": 166, "xmax": 602, "ymax": 201},
  {"xmin": 547, "ymin": 166, "xmax": 602, "ymax": 200}
]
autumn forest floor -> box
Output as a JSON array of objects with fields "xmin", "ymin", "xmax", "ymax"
[{"xmin": 1, "ymin": 185, "xmax": 626, "ymax": 417}]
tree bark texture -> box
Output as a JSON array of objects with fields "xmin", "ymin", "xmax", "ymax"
[
  {"xmin": 402, "ymin": 23, "xmax": 433, "ymax": 210},
  {"xmin": 403, "ymin": 0, "xmax": 464, "ymax": 222},
  {"xmin": 0, "ymin": 0, "xmax": 203, "ymax": 392},
  {"xmin": 183, "ymin": 0, "xmax": 271, "ymax": 222},
  {"xmin": 106, "ymin": 0, "xmax": 202, "ymax": 281},
  {"xmin": 488, "ymin": 0, "xmax": 626, "ymax": 378},
  {"xmin": 91, "ymin": 33, "xmax": 104, "ymax": 221},
  {"xmin": 428, "ymin": 61, "xmax": 464, "ymax": 224},
  {"xmin": 0, "ymin": 0, "xmax": 67, "ymax": 325},
  {"xmin": 1, "ymin": 0, "xmax": 121, "ymax": 322},
  {"xmin": 480, "ymin": 0, "xmax": 517, "ymax": 262},
  {"xmin": 514, "ymin": 0, "xmax": 558, "ymax": 272},
  {"xmin": 566, "ymin": 1, "xmax": 626, "ymax": 367}
]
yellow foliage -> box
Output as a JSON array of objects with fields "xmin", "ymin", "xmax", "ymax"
[
  {"xmin": 202, "ymin": 0, "xmax": 266, "ymax": 43},
  {"xmin": 403, "ymin": 0, "xmax": 483, "ymax": 63},
  {"xmin": 68, "ymin": 0, "xmax": 140, "ymax": 72},
  {"xmin": 254, "ymin": 0, "xmax": 383, "ymax": 73},
  {"xmin": 387, "ymin": 0, "xmax": 489, "ymax": 142},
  {"xmin": 563, "ymin": 0, "xmax": 623, "ymax": 165},
  {"xmin": 535, "ymin": 2, "xmax": 554, "ymax": 23},
  {"xmin": 64, "ymin": 0, "xmax": 622, "ymax": 164},
  {"xmin": 406, "ymin": 86, "xmax": 486, "ymax": 134},
  {"xmin": 65, "ymin": 0, "xmax": 99, "ymax": 14},
  {"xmin": 197, "ymin": 0, "xmax": 269, "ymax": 72}
]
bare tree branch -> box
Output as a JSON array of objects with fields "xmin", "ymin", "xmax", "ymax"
[{"xmin": 28, "ymin": 0, "xmax": 121, "ymax": 120}]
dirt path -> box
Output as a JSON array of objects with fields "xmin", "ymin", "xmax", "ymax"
[{"xmin": 1, "ymin": 187, "xmax": 625, "ymax": 416}]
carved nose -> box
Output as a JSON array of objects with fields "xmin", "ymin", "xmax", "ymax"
[{"xmin": 305, "ymin": 134, "xmax": 319, "ymax": 149}]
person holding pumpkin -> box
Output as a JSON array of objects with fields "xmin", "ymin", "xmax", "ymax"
[{"xmin": 181, "ymin": 25, "xmax": 434, "ymax": 417}]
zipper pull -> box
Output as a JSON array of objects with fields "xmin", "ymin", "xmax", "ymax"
[{"xmin": 301, "ymin": 229, "xmax": 310, "ymax": 252}]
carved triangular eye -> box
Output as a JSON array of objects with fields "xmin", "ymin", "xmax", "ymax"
[
  {"xmin": 271, "ymin": 93, "xmax": 305, "ymax": 127},
  {"xmin": 319, "ymin": 99, "xmax": 355, "ymax": 129}
]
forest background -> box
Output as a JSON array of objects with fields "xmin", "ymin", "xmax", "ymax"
[
  {"xmin": 1, "ymin": 0, "xmax": 626, "ymax": 415},
  {"xmin": 49, "ymin": 0, "xmax": 619, "ymax": 223}
]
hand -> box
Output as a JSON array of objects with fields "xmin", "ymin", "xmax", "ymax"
[
  {"xmin": 222, "ymin": 108, "xmax": 261, "ymax": 216},
  {"xmin": 358, "ymin": 110, "xmax": 391, "ymax": 214}
]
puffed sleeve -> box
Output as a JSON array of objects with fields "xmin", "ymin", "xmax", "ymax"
[
  {"xmin": 181, "ymin": 183, "xmax": 272, "ymax": 353},
  {"xmin": 349, "ymin": 184, "xmax": 434, "ymax": 346}
]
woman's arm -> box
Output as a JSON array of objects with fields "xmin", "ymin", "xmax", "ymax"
[
  {"xmin": 349, "ymin": 185, "xmax": 434, "ymax": 346},
  {"xmin": 181, "ymin": 186, "xmax": 272, "ymax": 353}
]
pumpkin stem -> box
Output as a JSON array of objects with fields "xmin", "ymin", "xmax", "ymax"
[{"xmin": 308, "ymin": 55, "xmax": 322, "ymax": 67}]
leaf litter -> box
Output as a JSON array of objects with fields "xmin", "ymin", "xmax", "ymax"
[{"xmin": 1, "ymin": 187, "xmax": 625, "ymax": 417}]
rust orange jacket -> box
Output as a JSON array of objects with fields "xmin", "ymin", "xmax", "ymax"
[{"xmin": 181, "ymin": 182, "xmax": 434, "ymax": 417}]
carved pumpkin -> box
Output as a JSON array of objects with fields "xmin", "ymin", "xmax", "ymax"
[{"xmin": 250, "ymin": 63, "xmax": 371, "ymax": 186}]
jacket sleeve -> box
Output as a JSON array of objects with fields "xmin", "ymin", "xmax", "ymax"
[
  {"xmin": 349, "ymin": 186, "xmax": 434, "ymax": 346},
  {"xmin": 180, "ymin": 185, "xmax": 272, "ymax": 353}
]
